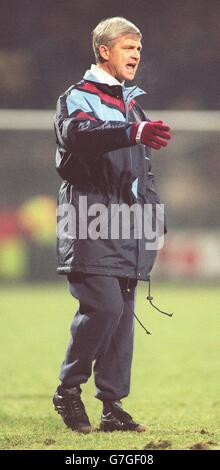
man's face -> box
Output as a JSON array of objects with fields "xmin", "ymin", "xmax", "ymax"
[{"xmin": 99, "ymin": 34, "xmax": 142, "ymax": 82}]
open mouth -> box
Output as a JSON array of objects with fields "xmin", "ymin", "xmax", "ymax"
[{"xmin": 126, "ymin": 63, "xmax": 136, "ymax": 71}]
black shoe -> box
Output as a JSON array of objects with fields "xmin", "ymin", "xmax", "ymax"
[
  {"xmin": 100, "ymin": 400, "xmax": 147, "ymax": 432},
  {"xmin": 53, "ymin": 385, "xmax": 92, "ymax": 433}
]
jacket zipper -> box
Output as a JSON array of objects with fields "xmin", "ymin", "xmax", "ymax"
[{"xmin": 124, "ymin": 89, "xmax": 142, "ymax": 279}]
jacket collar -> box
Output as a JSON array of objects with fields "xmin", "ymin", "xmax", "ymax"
[
  {"xmin": 87, "ymin": 65, "xmax": 124, "ymax": 86},
  {"xmin": 83, "ymin": 66, "xmax": 146, "ymax": 102}
]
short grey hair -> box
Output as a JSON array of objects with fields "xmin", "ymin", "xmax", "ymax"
[{"xmin": 92, "ymin": 17, "xmax": 142, "ymax": 63}]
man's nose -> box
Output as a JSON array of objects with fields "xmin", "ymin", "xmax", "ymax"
[{"xmin": 131, "ymin": 50, "xmax": 140, "ymax": 61}]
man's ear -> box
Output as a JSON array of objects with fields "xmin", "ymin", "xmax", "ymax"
[{"xmin": 99, "ymin": 45, "xmax": 109, "ymax": 61}]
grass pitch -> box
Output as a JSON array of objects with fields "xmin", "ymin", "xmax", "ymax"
[{"xmin": 0, "ymin": 282, "xmax": 220, "ymax": 450}]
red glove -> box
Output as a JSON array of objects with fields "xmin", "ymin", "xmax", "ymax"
[{"xmin": 131, "ymin": 120, "xmax": 171, "ymax": 149}]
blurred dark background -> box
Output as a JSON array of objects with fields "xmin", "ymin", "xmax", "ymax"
[
  {"xmin": 0, "ymin": 0, "xmax": 219, "ymax": 109},
  {"xmin": 0, "ymin": 0, "xmax": 219, "ymax": 282}
]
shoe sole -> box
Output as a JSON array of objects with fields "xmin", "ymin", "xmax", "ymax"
[{"xmin": 100, "ymin": 423, "xmax": 147, "ymax": 432}]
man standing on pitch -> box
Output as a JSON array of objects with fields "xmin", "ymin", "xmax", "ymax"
[{"xmin": 53, "ymin": 17, "xmax": 171, "ymax": 433}]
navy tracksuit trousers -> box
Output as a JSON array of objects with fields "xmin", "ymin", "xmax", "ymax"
[{"xmin": 59, "ymin": 273, "xmax": 137, "ymax": 401}]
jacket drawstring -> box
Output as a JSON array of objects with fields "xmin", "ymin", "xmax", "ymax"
[
  {"xmin": 122, "ymin": 278, "xmax": 151, "ymax": 335},
  {"xmin": 123, "ymin": 278, "xmax": 173, "ymax": 336},
  {"xmin": 147, "ymin": 278, "xmax": 173, "ymax": 317},
  {"xmin": 126, "ymin": 298, "xmax": 152, "ymax": 335}
]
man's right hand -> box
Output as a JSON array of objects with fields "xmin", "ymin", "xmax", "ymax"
[{"xmin": 131, "ymin": 120, "xmax": 171, "ymax": 149}]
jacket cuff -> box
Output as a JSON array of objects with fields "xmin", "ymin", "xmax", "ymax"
[{"xmin": 129, "ymin": 123, "xmax": 140, "ymax": 144}]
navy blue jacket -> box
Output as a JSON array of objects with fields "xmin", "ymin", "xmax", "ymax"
[{"xmin": 54, "ymin": 70, "xmax": 163, "ymax": 280}]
